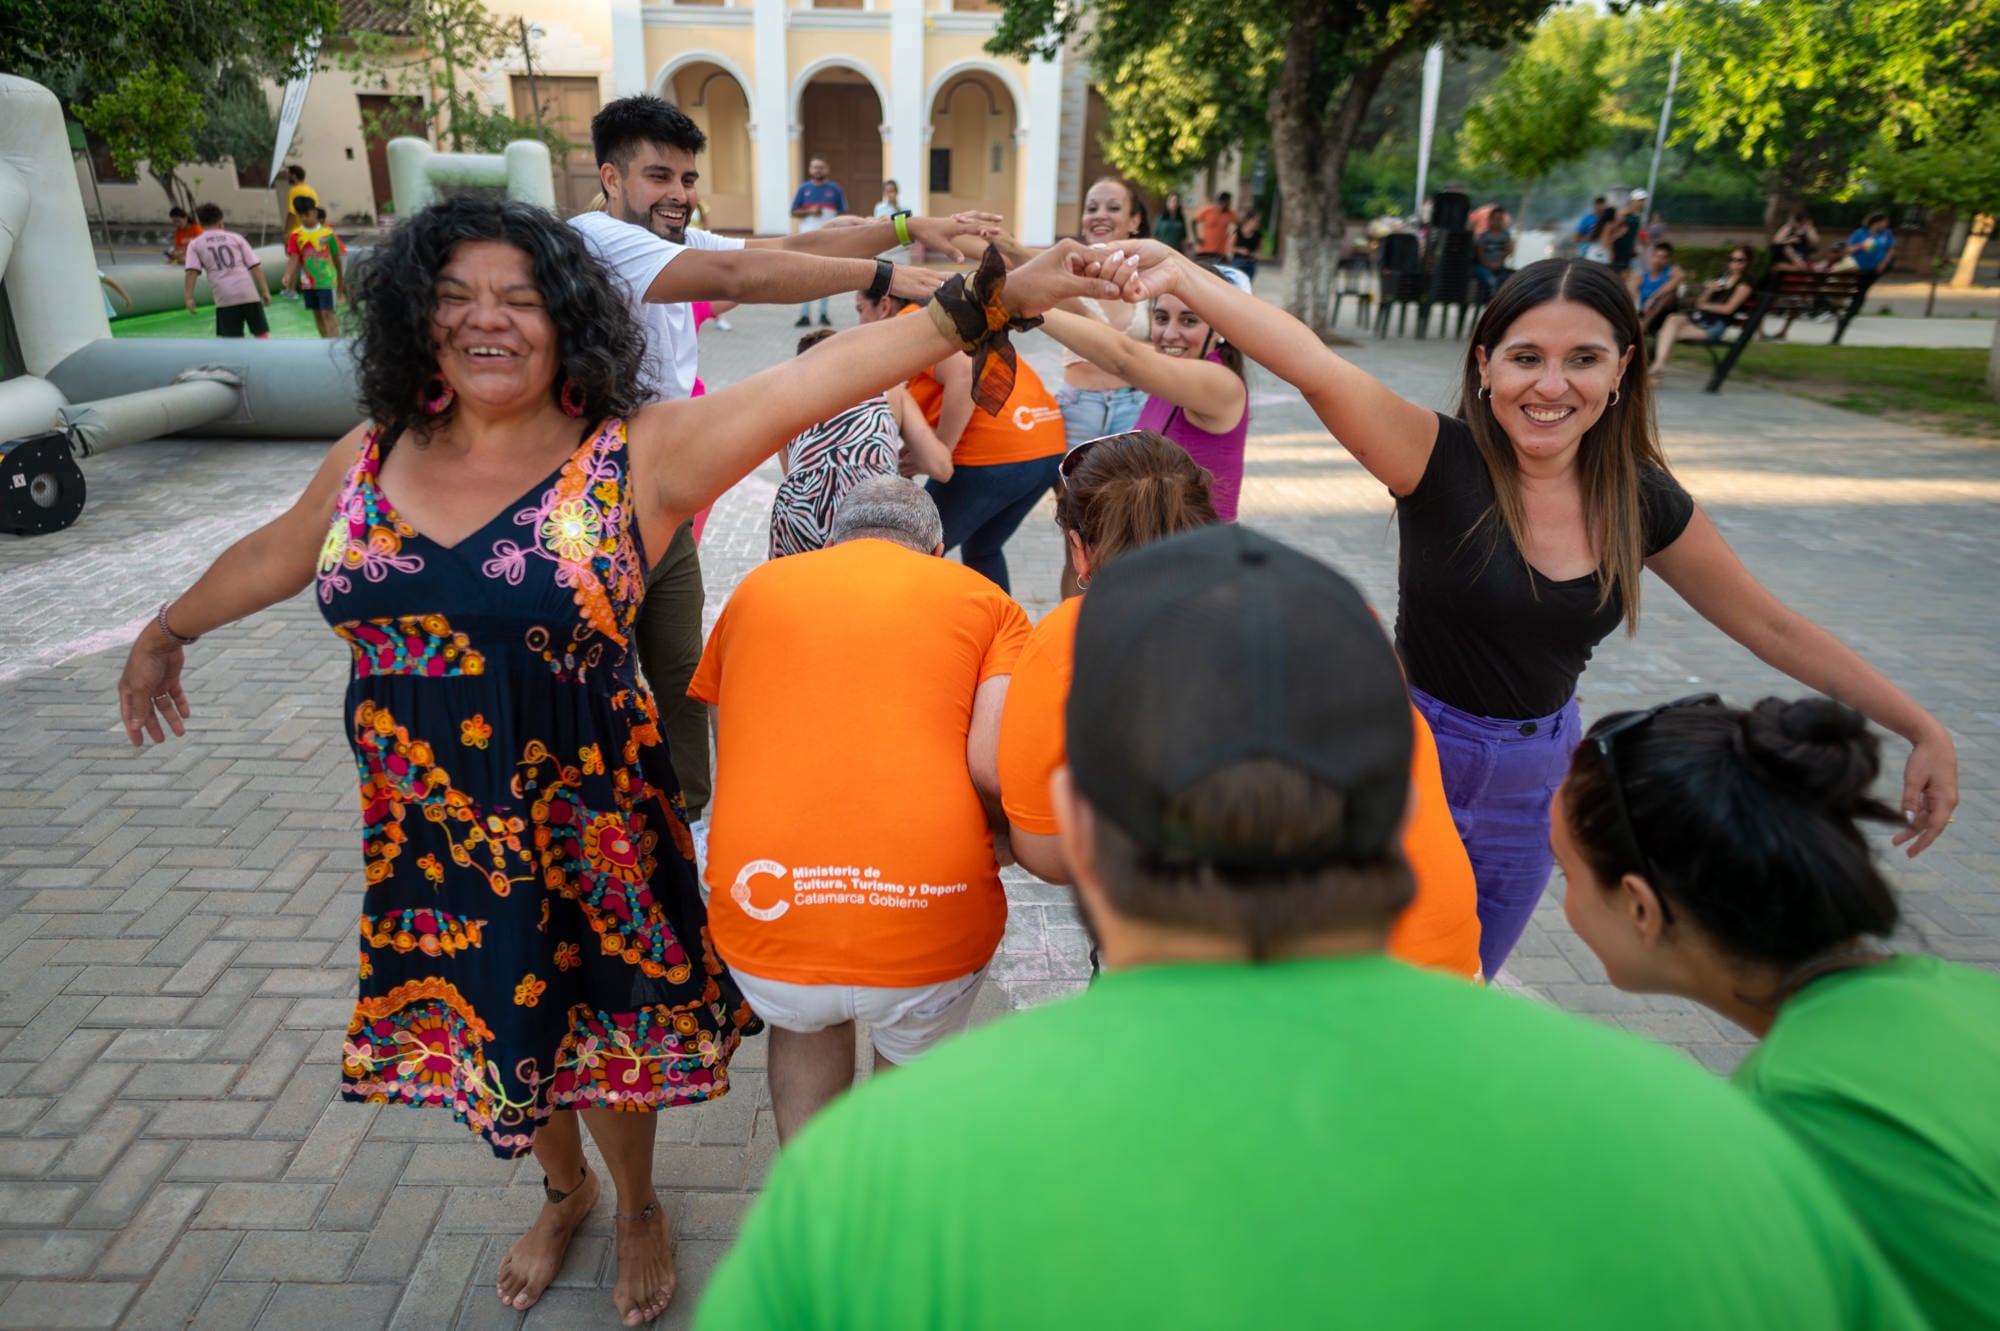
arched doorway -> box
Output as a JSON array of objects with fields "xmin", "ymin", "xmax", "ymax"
[
  {"xmin": 663, "ymin": 62, "xmax": 754, "ymax": 233},
  {"xmin": 797, "ymin": 67, "xmax": 884, "ymax": 221},
  {"xmin": 928, "ymin": 71, "xmax": 1018, "ymax": 225}
]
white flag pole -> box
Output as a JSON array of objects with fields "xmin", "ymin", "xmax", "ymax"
[
  {"xmin": 1643, "ymin": 46, "xmax": 1683, "ymax": 229},
  {"xmin": 1413, "ymin": 43, "xmax": 1445, "ymax": 221}
]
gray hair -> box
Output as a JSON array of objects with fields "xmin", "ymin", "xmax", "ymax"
[{"xmin": 830, "ymin": 476, "xmax": 943, "ymax": 552}]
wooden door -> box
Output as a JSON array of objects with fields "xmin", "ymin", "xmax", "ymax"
[
  {"xmin": 798, "ymin": 82, "xmax": 883, "ymax": 222},
  {"xmin": 358, "ymin": 95, "xmax": 429, "ymax": 215},
  {"xmin": 513, "ymin": 76, "xmax": 604, "ymax": 215}
]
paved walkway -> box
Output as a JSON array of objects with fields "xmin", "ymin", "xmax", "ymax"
[{"xmin": 2, "ymin": 294, "xmax": 1996, "ymax": 1328}]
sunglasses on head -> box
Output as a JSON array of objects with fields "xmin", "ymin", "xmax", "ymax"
[
  {"xmin": 1585, "ymin": 693, "xmax": 1723, "ymax": 915},
  {"xmin": 1059, "ymin": 433, "xmax": 1121, "ymax": 480}
]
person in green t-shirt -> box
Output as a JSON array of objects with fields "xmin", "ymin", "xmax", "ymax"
[
  {"xmin": 1555, "ymin": 692, "xmax": 2000, "ymax": 1331},
  {"xmin": 698, "ymin": 528, "xmax": 1925, "ymax": 1331}
]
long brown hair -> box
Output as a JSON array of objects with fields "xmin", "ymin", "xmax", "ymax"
[
  {"xmin": 1055, "ymin": 431, "xmax": 1217, "ymax": 568},
  {"xmin": 1455, "ymin": 258, "xmax": 1669, "ymax": 633}
]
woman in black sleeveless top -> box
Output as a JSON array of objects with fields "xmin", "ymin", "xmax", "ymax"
[{"xmin": 1117, "ymin": 245, "xmax": 1958, "ymax": 979}]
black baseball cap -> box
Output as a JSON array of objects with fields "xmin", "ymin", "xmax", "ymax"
[{"xmin": 1065, "ymin": 525, "xmax": 1413, "ymax": 871}]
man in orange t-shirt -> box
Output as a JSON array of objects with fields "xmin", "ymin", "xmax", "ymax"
[
  {"xmin": 998, "ymin": 597, "xmax": 1483, "ymax": 982},
  {"xmin": 1191, "ymin": 193, "xmax": 1239, "ymax": 257},
  {"xmin": 689, "ymin": 477, "xmax": 1031, "ymax": 1142},
  {"xmin": 856, "ymin": 294, "xmax": 1066, "ymax": 593}
]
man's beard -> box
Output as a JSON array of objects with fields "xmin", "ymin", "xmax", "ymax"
[{"xmin": 612, "ymin": 198, "xmax": 686, "ymax": 244}]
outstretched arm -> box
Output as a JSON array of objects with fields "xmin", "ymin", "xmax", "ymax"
[
  {"xmin": 116, "ymin": 430, "xmax": 362, "ymax": 746},
  {"xmin": 631, "ymin": 241, "xmax": 1135, "ymax": 530},
  {"xmin": 644, "ymin": 248, "xmax": 944, "ymax": 306},
  {"xmin": 1649, "ymin": 509, "xmax": 1958, "ymax": 855},
  {"xmin": 747, "ymin": 212, "xmax": 1002, "ymax": 262},
  {"xmin": 1039, "ymin": 308, "xmax": 1245, "ymax": 434},
  {"xmin": 1125, "ymin": 240, "xmax": 1436, "ymax": 493}
]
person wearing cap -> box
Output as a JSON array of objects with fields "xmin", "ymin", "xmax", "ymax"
[
  {"xmin": 997, "ymin": 431, "xmax": 1482, "ymax": 979},
  {"xmin": 695, "ymin": 525, "xmax": 1928, "ymax": 1331},
  {"xmin": 1036, "ymin": 258, "xmax": 1252, "ymax": 522},
  {"xmin": 687, "ymin": 477, "xmax": 1030, "ymax": 1143},
  {"xmin": 1108, "ymin": 241, "xmax": 1956, "ymax": 984}
]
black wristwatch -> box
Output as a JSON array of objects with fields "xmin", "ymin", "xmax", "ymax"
[{"xmin": 864, "ymin": 258, "xmax": 894, "ymax": 303}]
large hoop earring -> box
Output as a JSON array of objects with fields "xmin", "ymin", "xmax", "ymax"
[
  {"xmin": 421, "ymin": 375, "xmax": 454, "ymax": 416},
  {"xmin": 559, "ymin": 378, "xmax": 586, "ymax": 418},
  {"xmin": 1609, "ymin": 387, "xmax": 1622, "ymax": 407},
  {"xmin": 1076, "ymin": 572, "xmax": 1091, "ymax": 590}
]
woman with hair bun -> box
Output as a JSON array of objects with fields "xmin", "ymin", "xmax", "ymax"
[
  {"xmin": 997, "ymin": 431, "xmax": 1482, "ymax": 981},
  {"xmin": 1552, "ymin": 693, "xmax": 2000, "ymax": 1331}
]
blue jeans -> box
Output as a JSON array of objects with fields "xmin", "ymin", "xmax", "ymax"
[
  {"xmin": 1055, "ymin": 384, "xmax": 1147, "ymax": 452},
  {"xmin": 926, "ymin": 454, "xmax": 1062, "ymax": 594},
  {"xmin": 799, "ymin": 296, "xmax": 830, "ymax": 322},
  {"xmin": 1409, "ymin": 685, "xmax": 1582, "ymax": 979}
]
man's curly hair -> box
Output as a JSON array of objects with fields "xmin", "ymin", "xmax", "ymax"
[{"xmin": 349, "ymin": 194, "xmax": 647, "ymax": 444}]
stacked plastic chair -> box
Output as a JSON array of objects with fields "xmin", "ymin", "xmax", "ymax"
[{"xmin": 1374, "ymin": 232, "xmax": 1428, "ymax": 338}]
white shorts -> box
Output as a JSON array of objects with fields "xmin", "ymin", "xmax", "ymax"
[{"xmin": 730, "ymin": 965, "xmax": 988, "ymax": 1065}]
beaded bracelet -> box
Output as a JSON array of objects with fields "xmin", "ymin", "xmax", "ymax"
[{"xmin": 156, "ymin": 601, "xmax": 199, "ymax": 646}]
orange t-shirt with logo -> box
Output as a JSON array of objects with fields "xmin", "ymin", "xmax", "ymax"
[
  {"xmin": 996, "ymin": 595, "xmax": 1483, "ymax": 981},
  {"xmin": 898, "ymin": 305, "xmax": 1066, "ymax": 468},
  {"xmin": 689, "ymin": 538, "xmax": 1032, "ymax": 987}
]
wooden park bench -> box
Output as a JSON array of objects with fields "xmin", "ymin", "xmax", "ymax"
[{"xmin": 1698, "ymin": 266, "xmax": 1879, "ymax": 393}]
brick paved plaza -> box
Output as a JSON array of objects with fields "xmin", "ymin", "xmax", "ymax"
[{"xmin": 2, "ymin": 295, "xmax": 1997, "ymax": 1328}]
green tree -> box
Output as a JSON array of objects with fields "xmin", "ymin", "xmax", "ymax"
[
  {"xmin": 1865, "ymin": 108, "xmax": 2000, "ymax": 397},
  {"xmin": 75, "ymin": 63, "xmax": 207, "ymax": 213},
  {"xmin": 346, "ymin": 0, "xmax": 569, "ymax": 159},
  {"xmin": 2, "ymin": 0, "xmax": 332, "ymax": 206},
  {"xmin": 1459, "ymin": 14, "xmax": 1616, "ymax": 223},
  {"xmin": 1660, "ymin": 0, "xmax": 2000, "ymax": 227},
  {"xmin": 991, "ymin": 0, "xmax": 1553, "ymax": 336}
]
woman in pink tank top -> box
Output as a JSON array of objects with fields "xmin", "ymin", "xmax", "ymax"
[{"xmin": 1038, "ymin": 259, "xmax": 1251, "ymax": 519}]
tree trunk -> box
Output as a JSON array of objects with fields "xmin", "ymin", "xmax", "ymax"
[
  {"xmin": 1269, "ymin": 2, "xmax": 1406, "ymax": 338},
  {"xmin": 1952, "ymin": 214, "xmax": 1994, "ymax": 290},
  {"xmin": 1518, "ymin": 182, "xmax": 1535, "ymax": 230}
]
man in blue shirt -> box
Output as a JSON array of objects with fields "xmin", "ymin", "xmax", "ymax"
[
  {"xmin": 792, "ymin": 158, "xmax": 849, "ymax": 326},
  {"xmin": 1575, "ymin": 195, "xmax": 1607, "ymax": 240},
  {"xmin": 1843, "ymin": 212, "xmax": 1896, "ymax": 275}
]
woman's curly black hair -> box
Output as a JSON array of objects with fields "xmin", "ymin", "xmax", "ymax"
[{"xmin": 348, "ymin": 193, "xmax": 647, "ymax": 443}]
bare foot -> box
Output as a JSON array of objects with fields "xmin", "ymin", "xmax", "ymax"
[
  {"xmin": 497, "ymin": 1164, "xmax": 599, "ymax": 1311},
  {"xmin": 611, "ymin": 1197, "xmax": 676, "ymax": 1326}
]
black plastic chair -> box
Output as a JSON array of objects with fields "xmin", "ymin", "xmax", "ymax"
[{"xmin": 1375, "ymin": 233, "xmax": 1427, "ymax": 338}]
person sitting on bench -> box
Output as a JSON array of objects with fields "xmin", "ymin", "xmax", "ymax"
[{"xmin": 1648, "ymin": 246, "xmax": 1756, "ymax": 383}]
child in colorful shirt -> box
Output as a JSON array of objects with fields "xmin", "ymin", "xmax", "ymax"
[{"xmin": 283, "ymin": 202, "xmax": 347, "ymax": 339}]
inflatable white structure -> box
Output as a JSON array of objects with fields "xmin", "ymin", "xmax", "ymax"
[
  {"xmin": 0, "ymin": 74, "xmax": 364, "ymax": 533},
  {"xmin": 387, "ymin": 137, "xmax": 556, "ymax": 215}
]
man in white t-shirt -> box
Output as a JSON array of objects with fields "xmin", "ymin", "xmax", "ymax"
[{"xmin": 563, "ymin": 95, "xmax": 999, "ymax": 875}]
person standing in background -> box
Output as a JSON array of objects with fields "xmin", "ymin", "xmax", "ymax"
[
  {"xmin": 282, "ymin": 165, "xmax": 317, "ymax": 235},
  {"xmin": 1231, "ymin": 212, "xmax": 1264, "ymax": 284},
  {"xmin": 1471, "ymin": 208, "xmax": 1516, "ymax": 299},
  {"xmin": 1153, "ymin": 192, "xmax": 1190, "ymax": 255},
  {"xmin": 1191, "ymin": 192, "xmax": 1238, "ymax": 258},
  {"xmin": 282, "ymin": 201, "xmax": 346, "ymax": 339},
  {"xmin": 792, "ymin": 157, "xmax": 847, "ymax": 327},
  {"xmin": 183, "ymin": 203, "xmax": 273, "ymax": 338},
  {"xmin": 165, "ymin": 207, "xmax": 202, "ymax": 263},
  {"xmin": 1611, "ymin": 191, "xmax": 1645, "ymax": 271}
]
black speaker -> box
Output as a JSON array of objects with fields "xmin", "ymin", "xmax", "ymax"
[{"xmin": 0, "ymin": 432, "xmax": 87, "ymax": 536}]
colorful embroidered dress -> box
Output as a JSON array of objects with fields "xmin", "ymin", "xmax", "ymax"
[{"xmin": 318, "ymin": 418, "xmax": 759, "ymax": 1158}]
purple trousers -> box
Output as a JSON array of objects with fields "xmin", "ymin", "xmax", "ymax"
[{"xmin": 1410, "ymin": 686, "xmax": 1583, "ymax": 979}]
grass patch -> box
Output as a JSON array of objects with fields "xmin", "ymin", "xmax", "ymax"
[
  {"xmin": 111, "ymin": 297, "xmax": 331, "ymax": 340},
  {"xmin": 1676, "ymin": 344, "xmax": 2000, "ymax": 440}
]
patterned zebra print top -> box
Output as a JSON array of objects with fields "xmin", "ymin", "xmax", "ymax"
[{"xmin": 769, "ymin": 396, "xmax": 903, "ymax": 559}]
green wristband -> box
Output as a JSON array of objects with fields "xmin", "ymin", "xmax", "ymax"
[{"xmin": 893, "ymin": 211, "xmax": 912, "ymax": 247}]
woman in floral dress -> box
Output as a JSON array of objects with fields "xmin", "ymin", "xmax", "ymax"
[{"xmin": 114, "ymin": 195, "xmax": 1132, "ymax": 1325}]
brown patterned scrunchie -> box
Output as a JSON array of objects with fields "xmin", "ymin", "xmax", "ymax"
[{"xmin": 926, "ymin": 246, "xmax": 1045, "ymax": 417}]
